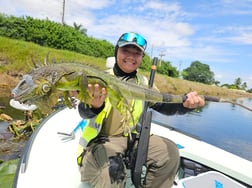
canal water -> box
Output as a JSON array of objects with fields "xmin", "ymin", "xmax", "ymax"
[{"xmin": 152, "ymin": 98, "xmax": 252, "ymax": 161}]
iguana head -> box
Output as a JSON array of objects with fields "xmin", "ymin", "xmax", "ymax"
[
  {"xmin": 10, "ymin": 65, "xmax": 77, "ymax": 113},
  {"xmin": 11, "ymin": 71, "xmax": 59, "ymax": 114},
  {"xmin": 11, "ymin": 74, "xmax": 53, "ymax": 106}
]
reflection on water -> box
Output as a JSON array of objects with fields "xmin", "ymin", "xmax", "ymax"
[{"xmin": 152, "ymin": 98, "xmax": 252, "ymax": 162}]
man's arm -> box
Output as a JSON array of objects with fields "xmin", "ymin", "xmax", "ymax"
[
  {"xmin": 151, "ymin": 91, "xmax": 205, "ymax": 115},
  {"xmin": 151, "ymin": 102, "xmax": 192, "ymax": 115},
  {"xmin": 78, "ymin": 102, "xmax": 105, "ymax": 119}
]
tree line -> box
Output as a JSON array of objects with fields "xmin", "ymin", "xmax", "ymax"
[
  {"xmin": 0, "ymin": 13, "xmax": 250, "ymax": 92},
  {"xmin": 0, "ymin": 13, "xmax": 114, "ymax": 58}
]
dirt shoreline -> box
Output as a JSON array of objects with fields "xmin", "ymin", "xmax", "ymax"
[{"xmin": 0, "ymin": 73, "xmax": 19, "ymax": 97}]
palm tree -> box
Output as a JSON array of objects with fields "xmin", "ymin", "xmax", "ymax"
[
  {"xmin": 241, "ymin": 82, "xmax": 247, "ymax": 90},
  {"xmin": 73, "ymin": 22, "xmax": 87, "ymax": 35}
]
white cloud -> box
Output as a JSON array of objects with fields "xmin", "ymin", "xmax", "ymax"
[
  {"xmin": 212, "ymin": 26, "xmax": 252, "ymax": 45},
  {"xmin": 67, "ymin": 0, "xmax": 112, "ymax": 9},
  {"xmin": 144, "ymin": 1, "xmax": 180, "ymax": 12},
  {"xmin": 230, "ymin": 29, "xmax": 252, "ymax": 45},
  {"xmin": 0, "ymin": 0, "xmax": 63, "ymax": 22}
]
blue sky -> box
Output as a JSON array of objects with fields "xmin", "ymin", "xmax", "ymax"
[{"xmin": 1, "ymin": 0, "xmax": 252, "ymax": 88}]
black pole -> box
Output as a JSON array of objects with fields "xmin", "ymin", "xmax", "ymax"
[{"xmin": 132, "ymin": 57, "xmax": 158, "ymax": 187}]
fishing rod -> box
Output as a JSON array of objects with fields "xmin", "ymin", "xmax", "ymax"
[
  {"xmin": 161, "ymin": 93, "xmax": 252, "ymax": 112},
  {"xmin": 204, "ymin": 96, "xmax": 252, "ymax": 112}
]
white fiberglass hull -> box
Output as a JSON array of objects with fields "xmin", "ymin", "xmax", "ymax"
[{"xmin": 13, "ymin": 107, "xmax": 252, "ymax": 188}]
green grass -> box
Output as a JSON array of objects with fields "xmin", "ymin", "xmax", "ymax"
[{"xmin": 0, "ymin": 36, "xmax": 106, "ymax": 73}]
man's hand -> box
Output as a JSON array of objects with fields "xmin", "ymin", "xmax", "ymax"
[
  {"xmin": 183, "ymin": 91, "xmax": 205, "ymax": 109},
  {"xmin": 88, "ymin": 84, "xmax": 107, "ymax": 109}
]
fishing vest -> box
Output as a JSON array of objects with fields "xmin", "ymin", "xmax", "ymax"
[{"xmin": 78, "ymin": 69, "xmax": 148, "ymax": 151}]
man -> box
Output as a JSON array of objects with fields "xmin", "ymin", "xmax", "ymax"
[{"xmin": 77, "ymin": 32, "xmax": 205, "ymax": 188}]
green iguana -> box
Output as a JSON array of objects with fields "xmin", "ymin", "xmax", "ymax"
[
  {"xmin": 11, "ymin": 62, "xmax": 252, "ymax": 116},
  {"xmin": 11, "ymin": 62, "xmax": 185, "ymax": 114}
]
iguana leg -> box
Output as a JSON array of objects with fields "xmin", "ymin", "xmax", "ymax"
[
  {"xmin": 79, "ymin": 74, "xmax": 92, "ymax": 105},
  {"xmin": 63, "ymin": 91, "xmax": 73, "ymax": 108},
  {"xmin": 8, "ymin": 124, "xmax": 20, "ymax": 137},
  {"xmin": 107, "ymin": 85, "xmax": 135, "ymax": 129}
]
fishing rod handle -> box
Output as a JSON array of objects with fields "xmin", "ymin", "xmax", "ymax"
[
  {"xmin": 204, "ymin": 96, "xmax": 220, "ymax": 102},
  {"xmin": 148, "ymin": 57, "xmax": 158, "ymax": 88},
  {"xmin": 162, "ymin": 94, "xmax": 221, "ymax": 103}
]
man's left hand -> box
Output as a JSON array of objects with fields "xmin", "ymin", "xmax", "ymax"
[{"xmin": 183, "ymin": 91, "xmax": 205, "ymax": 109}]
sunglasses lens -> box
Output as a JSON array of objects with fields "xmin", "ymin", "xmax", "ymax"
[{"xmin": 119, "ymin": 32, "xmax": 147, "ymax": 50}]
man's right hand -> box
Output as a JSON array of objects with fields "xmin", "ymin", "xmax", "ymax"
[{"xmin": 88, "ymin": 84, "xmax": 107, "ymax": 109}]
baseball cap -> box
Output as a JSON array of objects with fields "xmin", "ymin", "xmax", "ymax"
[{"xmin": 117, "ymin": 32, "xmax": 147, "ymax": 52}]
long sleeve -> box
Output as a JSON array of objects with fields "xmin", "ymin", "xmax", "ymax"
[
  {"xmin": 150, "ymin": 102, "xmax": 193, "ymax": 115},
  {"xmin": 78, "ymin": 102, "xmax": 105, "ymax": 119}
]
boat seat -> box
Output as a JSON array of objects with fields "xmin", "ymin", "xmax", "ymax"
[
  {"xmin": 176, "ymin": 171, "xmax": 247, "ymax": 188},
  {"xmin": 78, "ymin": 182, "xmax": 91, "ymax": 188}
]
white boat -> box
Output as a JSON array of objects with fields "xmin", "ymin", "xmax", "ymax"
[{"xmin": 13, "ymin": 107, "xmax": 252, "ymax": 188}]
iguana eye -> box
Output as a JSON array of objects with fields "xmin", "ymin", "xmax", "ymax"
[{"xmin": 42, "ymin": 83, "xmax": 51, "ymax": 93}]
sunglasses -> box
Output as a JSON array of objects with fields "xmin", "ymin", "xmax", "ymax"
[{"xmin": 118, "ymin": 32, "xmax": 147, "ymax": 51}]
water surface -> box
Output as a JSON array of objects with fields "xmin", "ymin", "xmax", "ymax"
[{"xmin": 152, "ymin": 98, "xmax": 252, "ymax": 161}]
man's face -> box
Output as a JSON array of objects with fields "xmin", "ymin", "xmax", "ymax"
[{"xmin": 116, "ymin": 45, "xmax": 144, "ymax": 73}]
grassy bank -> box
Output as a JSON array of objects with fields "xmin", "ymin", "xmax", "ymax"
[{"xmin": 1, "ymin": 36, "xmax": 252, "ymax": 99}]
